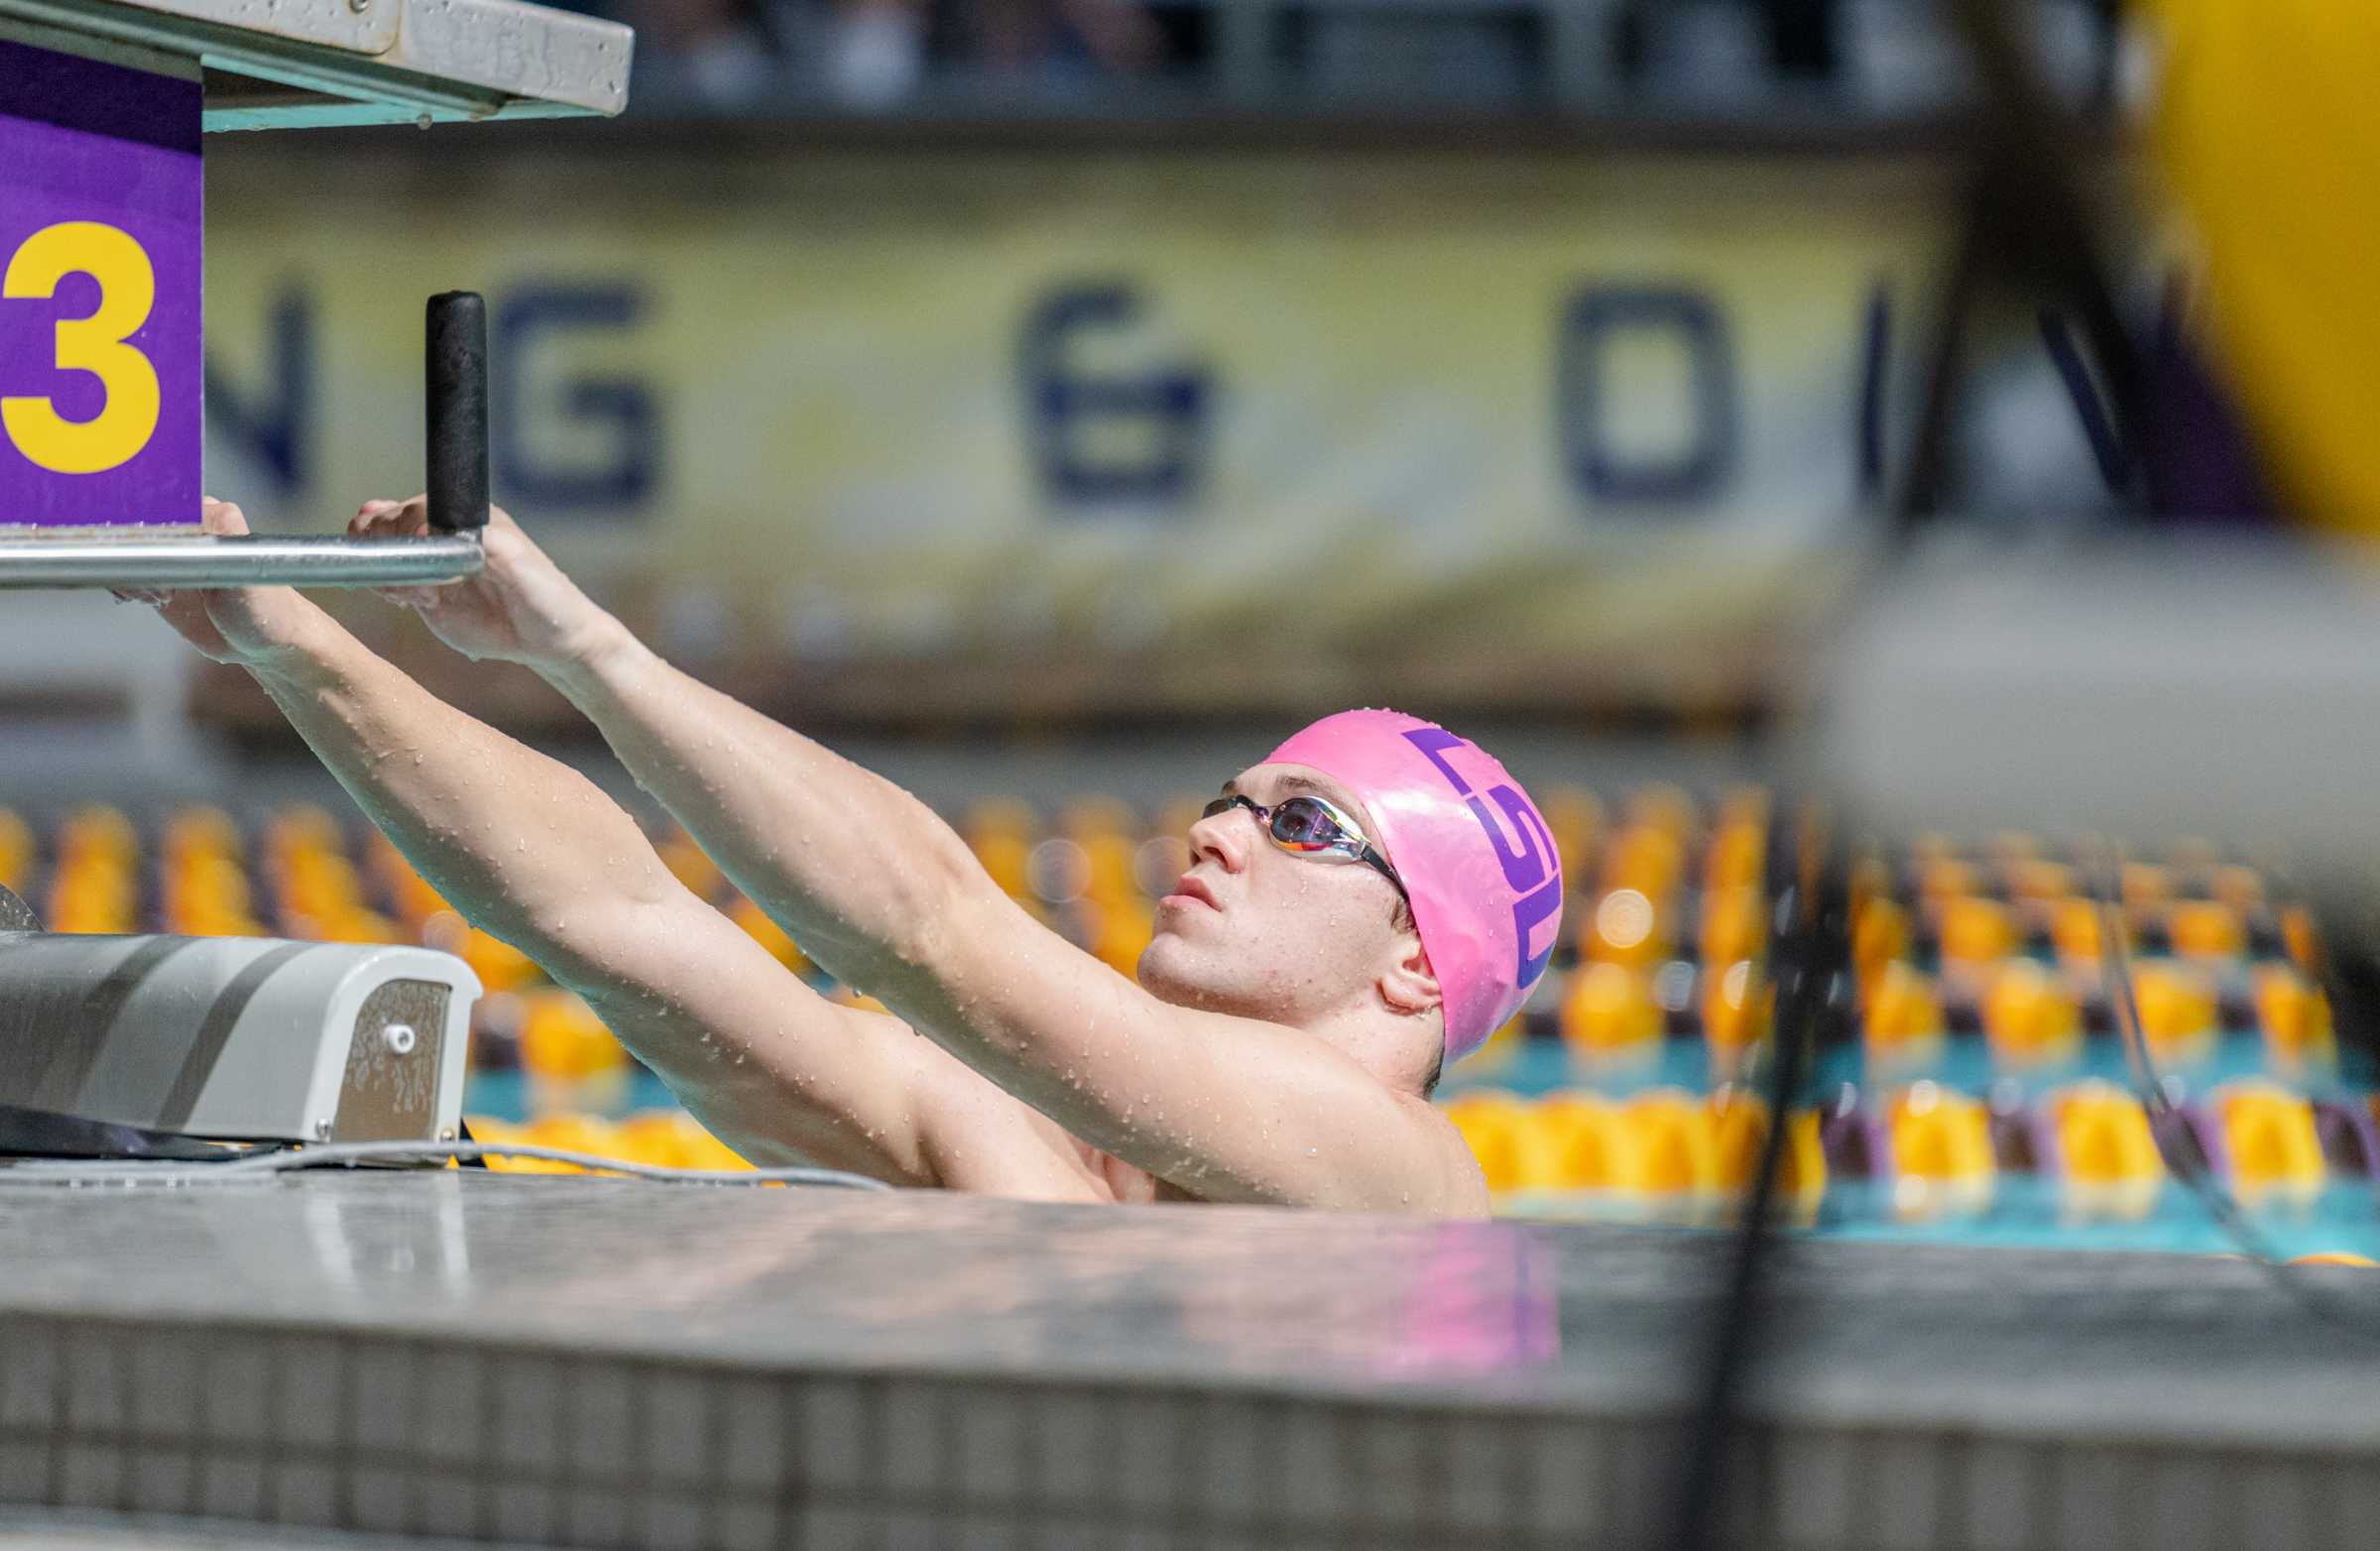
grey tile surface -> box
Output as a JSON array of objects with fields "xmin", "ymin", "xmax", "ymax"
[{"xmin": 2, "ymin": 1172, "xmax": 2379, "ymax": 1548}]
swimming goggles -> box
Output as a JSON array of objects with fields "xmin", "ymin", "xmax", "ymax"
[{"xmin": 1201, "ymin": 793, "xmax": 1406, "ymax": 897}]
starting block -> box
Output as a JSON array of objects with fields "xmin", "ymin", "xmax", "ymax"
[
  {"xmin": 0, "ymin": 882, "xmax": 479, "ymax": 1154},
  {"xmin": 0, "ymin": 0, "xmax": 632, "ymax": 586}
]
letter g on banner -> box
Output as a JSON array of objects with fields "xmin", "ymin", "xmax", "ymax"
[{"xmin": 1018, "ymin": 281, "xmax": 1211, "ymax": 507}]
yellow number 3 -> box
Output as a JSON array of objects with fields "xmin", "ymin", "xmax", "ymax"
[{"xmin": 3, "ymin": 221, "xmax": 161, "ymax": 475}]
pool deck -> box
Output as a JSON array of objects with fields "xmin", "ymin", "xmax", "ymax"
[{"xmin": 3, "ymin": 1172, "xmax": 2378, "ymax": 1548}]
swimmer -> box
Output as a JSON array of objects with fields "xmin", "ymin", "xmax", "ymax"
[{"xmin": 149, "ymin": 497, "xmax": 1560, "ymax": 1213}]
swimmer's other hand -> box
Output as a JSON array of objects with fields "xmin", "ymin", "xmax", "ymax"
[
  {"xmin": 350, "ymin": 497, "xmax": 612, "ymax": 670},
  {"xmin": 147, "ymin": 497, "xmax": 325, "ymax": 668}
]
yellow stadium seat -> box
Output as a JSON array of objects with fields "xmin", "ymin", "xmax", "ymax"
[
  {"xmin": 1443, "ymin": 1089, "xmax": 1533, "ymax": 1194},
  {"xmin": 1089, "ymin": 898, "xmax": 1154, "ymax": 978},
  {"xmin": 613, "ymin": 1110, "xmax": 702, "ymax": 1169},
  {"xmin": 2128, "ymin": 961, "xmax": 2217, "ymax": 1067},
  {"xmin": 1909, "ymin": 833, "xmax": 1959, "ymax": 865},
  {"xmin": 1702, "ymin": 822, "xmax": 1764, "ymax": 894},
  {"xmin": 1078, "ymin": 832, "xmax": 1140, "ymax": 906},
  {"xmin": 420, "ymin": 910, "xmax": 543, "ymax": 996},
  {"xmin": 264, "ymin": 804, "xmax": 342, "ymax": 864},
  {"xmin": 2214, "ymin": 1081, "xmax": 2323, "ymax": 1207},
  {"xmin": 1600, "ymin": 824, "xmax": 1684, "ymax": 903},
  {"xmin": 60, "ymin": 805, "xmax": 137, "ymax": 872},
  {"xmin": 1851, "ymin": 895, "xmax": 1910, "ymax": 997},
  {"xmin": 1614, "ymin": 1090, "xmax": 1721, "ymax": 1197},
  {"xmin": 323, "ymin": 908, "xmax": 403, "ymax": 945},
  {"xmin": 1883, "ymin": 1082, "xmax": 1995, "ymax": 1219},
  {"xmin": 1539, "ymin": 786, "xmax": 1602, "ymax": 892},
  {"xmin": 1917, "ymin": 858, "xmax": 1979, "ymax": 911},
  {"xmin": 973, "ymin": 831, "xmax": 1034, "ymax": 902},
  {"xmin": 2050, "ymin": 897, "xmax": 2117, "ymax": 975},
  {"xmin": 2045, "ymin": 1081, "xmax": 2162, "ymax": 1220},
  {"xmin": 1981, "ymin": 960, "xmax": 2082, "ymax": 1071},
  {"xmin": 47, "ymin": 857, "xmax": 135, "ymax": 934},
  {"xmin": 1559, "ymin": 962, "xmax": 1662, "ymax": 1072},
  {"xmin": 367, "ymin": 832, "xmax": 451, "ymax": 930},
  {"xmin": 162, "ymin": 806, "xmax": 239, "ymax": 868},
  {"xmin": 2280, "ymin": 905, "xmax": 2320, "ymax": 975},
  {"xmin": 1862, "ymin": 962, "xmax": 1945, "ymax": 1075},
  {"xmin": 2167, "ymin": 900, "xmax": 2244, "ymax": 962},
  {"xmin": 2255, "ymin": 965, "xmax": 2336, "ymax": 1077},
  {"xmin": 1716, "ymin": 785, "xmax": 1768, "ymax": 830},
  {"xmin": 1707, "ymin": 1087, "xmax": 1825, "ymax": 1215},
  {"xmin": 2119, "ymin": 863, "xmax": 2173, "ymax": 924},
  {"xmin": 673, "ymin": 1116, "xmax": 756, "ymax": 1172},
  {"xmin": 1702, "ymin": 961, "xmax": 1773, "ymax": 1080},
  {"xmin": 1511, "ymin": 1090, "xmax": 1718, "ymax": 1204},
  {"xmin": 1511, "ymin": 1092, "xmax": 1614, "ymax": 1192},
  {"xmin": 1623, "ymin": 785, "xmax": 1697, "ymax": 840},
  {"xmin": 1059, "ymin": 796, "xmax": 1135, "ymax": 842},
  {"xmin": 0, "ymin": 807, "xmax": 30, "ymax": 894},
  {"xmin": 519, "ymin": 990, "xmax": 628, "ymax": 1080},
  {"xmin": 281, "ymin": 850, "xmax": 365, "ymax": 922},
  {"xmin": 2211, "ymin": 865, "xmax": 2266, "ymax": 915},
  {"xmin": 1937, "ymin": 896, "xmax": 2017, "ymax": 985},
  {"xmin": 521, "ymin": 1113, "xmax": 619, "ymax": 1173},
  {"xmin": 1697, "ymin": 886, "xmax": 1765, "ymax": 970},
  {"xmin": 2003, "ymin": 859, "xmax": 2077, "ymax": 909}
]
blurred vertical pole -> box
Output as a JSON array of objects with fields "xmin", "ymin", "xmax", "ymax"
[
  {"xmin": 1668, "ymin": 808, "xmax": 1848, "ymax": 1551},
  {"xmin": 1895, "ymin": 0, "xmax": 2149, "ymax": 534}
]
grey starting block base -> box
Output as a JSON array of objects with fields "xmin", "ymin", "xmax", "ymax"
[{"xmin": 2, "ymin": 1174, "xmax": 2378, "ymax": 1549}]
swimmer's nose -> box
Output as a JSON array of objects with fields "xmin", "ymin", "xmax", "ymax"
[{"xmin": 1186, "ymin": 804, "xmax": 1250, "ymax": 876}]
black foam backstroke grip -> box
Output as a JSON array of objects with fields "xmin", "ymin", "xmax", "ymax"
[{"xmin": 425, "ymin": 292, "xmax": 489, "ymax": 534}]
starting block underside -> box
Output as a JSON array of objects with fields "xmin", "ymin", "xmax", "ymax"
[{"xmin": 0, "ymin": 0, "xmax": 630, "ymax": 130}]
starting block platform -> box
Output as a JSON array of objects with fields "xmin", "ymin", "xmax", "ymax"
[
  {"xmin": 0, "ymin": 0, "xmax": 632, "ymax": 586},
  {"xmin": 0, "ymin": 0, "xmax": 629, "ymax": 131},
  {"xmin": 3, "ymin": 1173, "xmax": 2380, "ymax": 1550}
]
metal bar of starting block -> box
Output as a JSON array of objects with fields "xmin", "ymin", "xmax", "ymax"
[
  {"xmin": 0, "ymin": 533, "xmax": 483, "ymax": 589},
  {"xmin": 0, "ymin": 293, "xmax": 490, "ymax": 590}
]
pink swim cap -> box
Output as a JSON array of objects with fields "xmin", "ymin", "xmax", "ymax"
[{"xmin": 1266, "ymin": 710, "xmax": 1563, "ymax": 1062}]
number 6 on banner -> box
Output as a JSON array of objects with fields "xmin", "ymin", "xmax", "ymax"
[{"xmin": 2, "ymin": 221, "xmax": 161, "ymax": 476}]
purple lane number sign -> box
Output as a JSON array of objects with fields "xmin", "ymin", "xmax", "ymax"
[{"xmin": 0, "ymin": 41, "xmax": 201, "ymax": 529}]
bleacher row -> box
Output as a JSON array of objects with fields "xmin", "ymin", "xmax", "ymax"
[{"xmin": 1, "ymin": 789, "xmax": 2365, "ymax": 1214}]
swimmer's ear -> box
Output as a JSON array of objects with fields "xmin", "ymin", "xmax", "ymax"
[{"xmin": 1378, "ymin": 936, "xmax": 1441, "ymax": 1018}]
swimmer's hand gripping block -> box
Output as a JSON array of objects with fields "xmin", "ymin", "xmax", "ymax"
[
  {"xmin": 0, "ymin": 292, "xmax": 491, "ymax": 588},
  {"xmin": 0, "ymin": 931, "xmax": 478, "ymax": 1146}
]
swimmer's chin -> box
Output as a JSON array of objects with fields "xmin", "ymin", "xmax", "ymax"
[{"xmin": 1133, "ymin": 937, "xmax": 1235, "ymax": 1012}]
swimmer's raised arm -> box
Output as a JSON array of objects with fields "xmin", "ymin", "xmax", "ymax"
[
  {"xmin": 144, "ymin": 499, "xmax": 1090, "ymax": 1195},
  {"xmin": 352, "ymin": 499, "xmax": 1478, "ymax": 1212}
]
